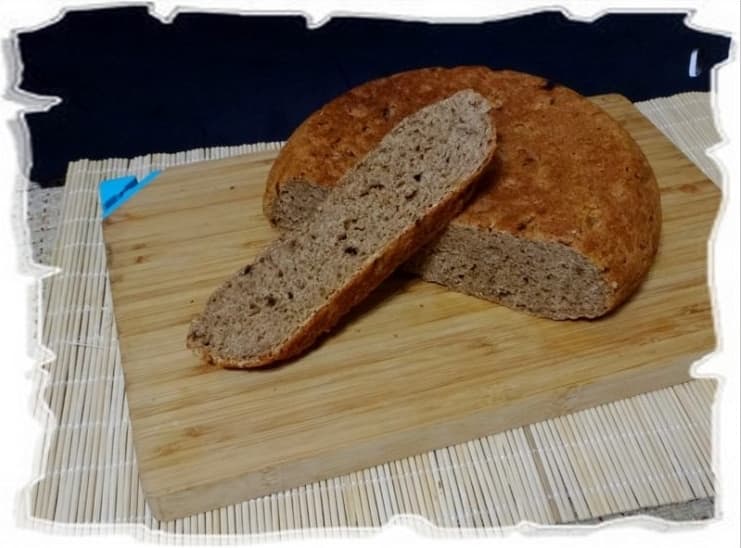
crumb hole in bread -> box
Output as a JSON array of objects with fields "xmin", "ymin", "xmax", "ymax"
[
  {"xmin": 360, "ymin": 183, "xmax": 385, "ymax": 197},
  {"xmin": 413, "ymin": 173, "xmax": 422, "ymax": 182},
  {"xmin": 344, "ymin": 246, "xmax": 358, "ymax": 256},
  {"xmin": 266, "ymin": 295, "xmax": 276, "ymax": 306}
]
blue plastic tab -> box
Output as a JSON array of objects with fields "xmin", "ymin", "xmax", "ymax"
[{"xmin": 99, "ymin": 170, "xmax": 161, "ymax": 219}]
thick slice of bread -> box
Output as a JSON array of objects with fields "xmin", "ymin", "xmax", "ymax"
[
  {"xmin": 187, "ymin": 90, "xmax": 496, "ymax": 368},
  {"xmin": 264, "ymin": 67, "xmax": 662, "ymax": 320}
]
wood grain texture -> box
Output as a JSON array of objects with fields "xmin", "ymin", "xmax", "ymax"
[{"xmin": 102, "ymin": 95, "xmax": 719, "ymax": 521}]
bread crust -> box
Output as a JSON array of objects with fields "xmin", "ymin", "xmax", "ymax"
[{"xmin": 264, "ymin": 67, "xmax": 662, "ymax": 316}]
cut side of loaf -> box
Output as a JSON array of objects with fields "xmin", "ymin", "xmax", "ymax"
[
  {"xmin": 187, "ymin": 90, "xmax": 496, "ymax": 368},
  {"xmin": 405, "ymin": 225, "xmax": 611, "ymax": 319},
  {"xmin": 264, "ymin": 67, "xmax": 662, "ymax": 320}
]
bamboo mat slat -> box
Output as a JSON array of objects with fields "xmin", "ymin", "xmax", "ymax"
[
  {"xmin": 21, "ymin": 92, "xmax": 722, "ymax": 538},
  {"xmin": 636, "ymin": 92, "xmax": 722, "ymax": 186}
]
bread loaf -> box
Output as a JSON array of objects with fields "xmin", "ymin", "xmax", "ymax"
[
  {"xmin": 187, "ymin": 90, "xmax": 496, "ymax": 367},
  {"xmin": 264, "ymin": 67, "xmax": 661, "ymax": 319}
]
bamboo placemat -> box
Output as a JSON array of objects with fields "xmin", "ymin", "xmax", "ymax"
[{"xmin": 20, "ymin": 92, "xmax": 722, "ymax": 538}]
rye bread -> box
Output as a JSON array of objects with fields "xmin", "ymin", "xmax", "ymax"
[
  {"xmin": 187, "ymin": 90, "xmax": 496, "ymax": 368},
  {"xmin": 264, "ymin": 67, "xmax": 662, "ymax": 320}
]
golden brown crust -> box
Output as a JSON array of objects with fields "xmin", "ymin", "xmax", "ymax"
[{"xmin": 265, "ymin": 67, "xmax": 662, "ymax": 314}]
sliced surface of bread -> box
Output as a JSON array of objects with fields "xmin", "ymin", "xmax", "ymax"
[
  {"xmin": 187, "ymin": 90, "xmax": 496, "ymax": 368},
  {"xmin": 264, "ymin": 67, "xmax": 662, "ymax": 319}
]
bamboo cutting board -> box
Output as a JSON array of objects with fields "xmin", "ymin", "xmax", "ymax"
[{"xmin": 102, "ymin": 94, "xmax": 719, "ymax": 521}]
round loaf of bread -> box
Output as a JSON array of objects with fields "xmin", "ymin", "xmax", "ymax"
[{"xmin": 264, "ymin": 67, "xmax": 661, "ymax": 319}]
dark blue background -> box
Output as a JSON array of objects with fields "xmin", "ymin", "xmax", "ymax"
[{"xmin": 17, "ymin": 7, "xmax": 731, "ymax": 186}]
